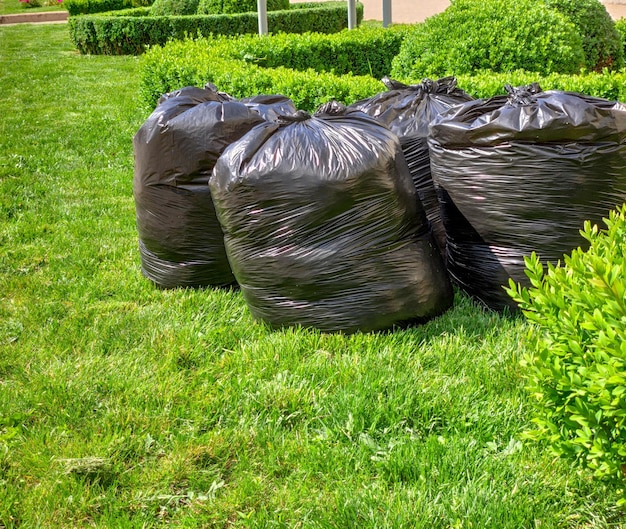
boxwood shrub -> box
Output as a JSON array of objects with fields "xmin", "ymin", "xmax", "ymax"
[
  {"xmin": 139, "ymin": 33, "xmax": 390, "ymax": 111},
  {"xmin": 68, "ymin": 1, "xmax": 363, "ymax": 55},
  {"xmin": 391, "ymin": 0, "xmax": 585, "ymax": 78},
  {"xmin": 614, "ymin": 17, "xmax": 626, "ymax": 57},
  {"xmin": 506, "ymin": 205, "xmax": 626, "ymax": 502},
  {"xmin": 65, "ymin": 0, "xmax": 152, "ymax": 15},
  {"xmin": 453, "ymin": 69, "xmax": 626, "ymax": 101},
  {"xmin": 543, "ymin": 0, "xmax": 624, "ymax": 71},
  {"xmin": 141, "ymin": 31, "xmax": 626, "ymax": 113},
  {"xmin": 198, "ymin": 0, "xmax": 288, "ymax": 14},
  {"xmin": 232, "ymin": 25, "xmax": 409, "ymax": 78},
  {"xmin": 150, "ymin": 0, "xmax": 199, "ymax": 16}
]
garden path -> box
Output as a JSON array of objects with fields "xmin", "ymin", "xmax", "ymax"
[{"xmin": 0, "ymin": 11, "xmax": 67, "ymax": 23}]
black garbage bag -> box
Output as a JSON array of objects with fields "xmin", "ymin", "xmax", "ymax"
[
  {"xmin": 428, "ymin": 83, "xmax": 626, "ymax": 311},
  {"xmin": 133, "ymin": 84, "xmax": 266, "ymax": 288},
  {"xmin": 240, "ymin": 94, "xmax": 297, "ymax": 121},
  {"xmin": 350, "ymin": 77, "xmax": 474, "ymax": 257},
  {"xmin": 156, "ymin": 83, "xmax": 231, "ymax": 106},
  {"xmin": 210, "ymin": 101, "xmax": 454, "ymax": 333}
]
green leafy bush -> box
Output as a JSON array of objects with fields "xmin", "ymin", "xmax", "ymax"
[
  {"xmin": 615, "ymin": 17, "xmax": 626, "ymax": 57},
  {"xmin": 391, "ymin": 0, "xmax": 585, "ymax": 78},
  {"xmin": 198, "ymin": 0, "xmax": 288, "ymax": 15},
  {"xmin": 69, "ymin": 1, "xmax": 363, "ymax": 55},
  {"xmin": 232, "ymin": 25, "xmax": 408, "ymax": 78},
  {"xmin": 65, "ymin": 0, "xmax": 152, "ymax": 16},
  {"xmin": 506, "ymin": 205, "xmax": 626, "ymax": 501},
  {"xmin": 543, "ymin": 0, "xmax": 624, "ymax": 70},
  {"xmin": 454, "ymin": 69, "xmax": 626, "ymax": 101},
  {"xmin": 150, "ymin": 0, "xmax": 198, "ymax": 16},
  {"xmin": 139, "ymin": 35, "xmax": 384, "ymax": 111}
]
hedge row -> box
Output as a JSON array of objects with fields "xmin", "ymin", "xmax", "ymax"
[
  {"xmin": 68, "ymin": 1, "xmax": 363, "ymax": 55},
  {"xmin": 225, "ymin": 26, "xmax": 408, "ymax": 78},
  {"xmin": 139, "ymin": 27, "xmax": 408, "ymax": 109},
  {"xmin": 150, "ymin": 0, "xmax": 289, "ymax": 16},
  {"xmin": 198, "ymin": 0, "xmax": 288, "ymax": 14},
  {"xmin": 65, "ymin": 0, "xmax": 152, "ymax": 16},
  {"xmin": 139, "ymin": 27, "xmax": 626, "ymax": 113},
  {"xmin": 455, "ymin": 69, "xmax": 626, "ymax": 102},
  {"xmin": 139, "ymin": 37, "xmax": 385, "ymax": 112},
  {"xmin": 150, "ymin": 0, "xmax": 200, "ymax": 16}
]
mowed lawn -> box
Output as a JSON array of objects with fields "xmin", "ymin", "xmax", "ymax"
[
  {"xmin": 0, "ymin": 0, "xmax": 66, "ymax": 15},
  {"xmin": 1, "ymin": 22, "xmax": 624, "ymax": 528}
]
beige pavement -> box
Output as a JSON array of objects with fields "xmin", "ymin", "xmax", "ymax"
[
  {"xmin": 606, "ymin": 2, "xmax": 626, "ymax": 18},
  {"xmin": 357, "ymin": 0, "xmax": 450, "ymax": 23},
  {"xmin": 0, "ymin": 10, "xmax": 67, "ymax": 24}
]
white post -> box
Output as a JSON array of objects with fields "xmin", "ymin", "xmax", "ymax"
[
  {"xmin": 382, "ymin": 0, "xmax": 392, "ymax": 27},
  {"xmin": 347, "ymin": 0, "xmax": 357, "ymax": 29},
  {"xmin": 258, "ymin": 0, "xmax": 268, "ymax": 35}
]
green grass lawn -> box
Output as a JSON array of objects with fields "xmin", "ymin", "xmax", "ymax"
[{"xmin": 0, "ymin": 22, "xmax": 624, "ymax": 529}]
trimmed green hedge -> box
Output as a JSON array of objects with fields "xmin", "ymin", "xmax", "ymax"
[
  {"xmin": 65, "ymin": 0, "xmax": 152, "ymax": 15},
  {"xmin": 68, "ymin": 1, "xmax": 363, "ymax": 55},
  {"xmin": 139, "ymin": 30, "xmax": 404, "ymax": 110},
  {"xmin": 198, "ymin": 0, "xmax": 288, "ymax": 14},
  {"xmin": 453, "ymin": 69, "xmax": 626, "ymax": 101},
  {"xmin": 615, "ymin": 18, "xmax": 626, "ymax": 57},
  {"xmin": 232, "ymin": 26, "xmax": 409, "ymax": 78},
  {"xmin": 147, "ymin": 56, "xmax": 384, "ymax": 115},
  {"xmin": 150, "ymin": 0, "xmax": 199, "ymax": 16},
  {"xmin": 140, "ymin": 28, "xmax": 626, "ymax": 117}
]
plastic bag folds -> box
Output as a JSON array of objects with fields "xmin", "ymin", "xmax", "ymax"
[
  {"xmin": 429, "ymin": 85, "xmax": 626, "ymax": 311},
  {"xmin": 240, "ymin": 94, "xmax": 297, "ymax": 121},
  {"xmin": 350, "ymin": 77, "xmax": 474, "ymax": 257},
  {"xmin": 133, "ymin": 85, "xmax": 267, "ymax": 288},
  {"xmin": 210, "ymin": 101, "xmax": 453, "ymax": 333}
]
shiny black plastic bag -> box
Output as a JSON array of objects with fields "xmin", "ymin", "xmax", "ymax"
[
  {"xmin": 210, "ymin": 102, "xmax": 454, "ymax": 333},
  {"xmin": 429, "ymin": 84, "xmax": 626, "ymax": 311},
  {"xmin": 350, "ymin": 77, "xmax": 474, "ymax": 256},
  {"xmin": 133, "ymin": 85, "xmax": 266, "ymax": 288},
  {"xmin": 240, "ymin": 94, "xmax": 297, "ymax": 121}
]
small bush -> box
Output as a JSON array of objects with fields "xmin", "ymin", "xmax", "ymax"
[
  {"xmin": 614, "ymin": 18, "xmax": 626, "ymax": 58},
  {"xmin": 139, "ymin": 28, "xmax": 626, "ymax": 113},
  {"xmin": 150, "ymin": 0, "xmax": 198, "ymax": 16},
  {"xmin": 106, "ymin": 6, "xmax": 151, "ymax": 14},
  {"xmin": 391, "ymin": 0, "xmax": 585, "ymax": 78},
  {"xmin": 543, "ymin": 0, "xmax": 624, "ymax": 71},
  {"xmin": 198, "ymin": 0, "xmax": 288, "ymax": 15},
  {"xmin": 506, "ymin": 205, "xmax": 626, "ymax": 502},
  {"xmin": 138, "ymin": 26, "xmax": 408, "ymax": 108},
  {"xmin": 234, "ymin": 25, "xmax": 408, "ymax": 79},
  {"xmin": 65, "ymin": 0, "xmax": 124, "ymax": 15},
  {"xmin": 19, "ymin": 0, "xmax": 60, "ymax": 8}
]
